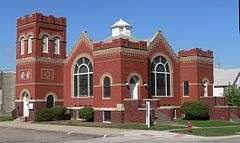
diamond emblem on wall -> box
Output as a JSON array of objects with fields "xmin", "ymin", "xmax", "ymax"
[{"xmin": 41, "ymin": 69, "xmax": 54, "ymax": 80}]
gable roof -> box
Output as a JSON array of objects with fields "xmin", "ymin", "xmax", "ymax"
[
  {"xmin": 214, "ymin": 68, "xmax": 240, "ymax": 86},
  {"xmin": 147, "ymin": 31, "xmax": 179, "ymax": 61}
]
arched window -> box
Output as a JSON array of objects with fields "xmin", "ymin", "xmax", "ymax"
[
  {"xmin": 103, "ymin": 77, "xmax": 111, "ymax": 98},
  {"xmin": 203, "ymin": 80, "xmax": 208, "ymax": 97},
  {"xmin": 46, "ymin": 95, "xmax": 54, "ymax": 108},
  {"xmin": 41, "ymin": 35, "xmax": 48, "ymax": 53},
  {"xmin": 27, "ymin": 35, "xmax": 33, "ymax": 54},
  {"xmin": 20, "ymin": 37, "xmax": 25, "ymax": 55},
  {"xmin": 73, "ymin": 57, "xmax": 93, "ymax": 97},
  {"xmin": 53, "ymin": 37, "xmax": 60, "ymax": 54},
  {"xmin": 151, "ymin": 56, "xmax": 171, "ymax": 96}
]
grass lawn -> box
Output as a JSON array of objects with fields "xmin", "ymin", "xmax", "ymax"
[
  {"xmin": 41, "ymin": 120, "xmax": 185, "ymax": 131},
  {"xmin": 173, "ymin": 126, "xmax": 240, "ymax": 136},
  {"xmin": 176, "ymin": 120, "xmax": 240, "ymax": 127},
  {"xmin": 40, "ymin": 120, "xmax": 240, "ymax": 136}
]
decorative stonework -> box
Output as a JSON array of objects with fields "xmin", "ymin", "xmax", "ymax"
[
  {"xmin": 41, "ymin": 69, "xmax": 54, "ymax": 80},
  {"xmin": 148, "ymin": 31, "xmax": 179, "ymax": 62},
  {"xmin": 180, "ymin": 56, "xmax": 213, "ymax": 64},
  {"xmin": 93, "ymin": 47, "xmax": 148, "ymax": 58},
  {"xmin": 19, "ymin": 69, "xmax": 32, "ymax": 80},
  {"xmin": 16, "ymin": 57, "xmax": 65, "ymax": 65},
  {"xmin": 66, "ymin": 32, "xmax": 93, "ymax": 63}
]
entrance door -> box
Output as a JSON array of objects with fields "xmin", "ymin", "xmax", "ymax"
[
  {"xmin": 22, "ymin": 92, "xmax": 29, "ymax": 117},
  {"xmin": 46, "ymin": 95, "xmax": 54, "ymax": 108},
  {"xmin": 129, "ymin": 76, "xmax": 139, "ymax": 99}
]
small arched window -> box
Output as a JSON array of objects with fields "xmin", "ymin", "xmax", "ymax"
[
  {"xmin": 27, "ymin": 35, "xmax": 33, "ymax": 54},
  {"xmin": 73, "ymin": 57, "xmax": 93, "ymax": 97},
  {"xmin": 103, "ymin": 77, "xmax": 111, "ymax": 98},
  {"xmin": 46, "ymin": 95, "xmax": 54, "ymax": 108},
  {"xmin": 203, "ymin": 80, "xmax": 208, "ymax": 97},
  {"xmin": 41, "ymin": 35, "xmax": 48, "ymax": 53},
  {"xmin": 20, "ymin": 37, "xmax": 25, "ymax": 55},
  {"xmin": 53, "ymin": 37, "xmax": 60, "ymax": 54},
  {"xmin": 151, "ymin": 56, "xmax": 171, "ymax": 96}
]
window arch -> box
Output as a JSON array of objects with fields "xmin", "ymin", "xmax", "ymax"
[
  {"xmin": 73, "ymin": 57, "xmax": 93, "ymax": 97},
  {"xmin": 203, "ymin": 79, "xmax": 208, "ymax": 97},
  {"xmin": 20, "ymin": 37, "xmax": 25, "ymax": 55},
  {"xmin": 103, "ymin": 77, "xmax": 111, "ymax": 98},
  {"xmin": 151, "ymin": 56, "xmax": 171, "ymax": 96},
  {"xmin": 53, "ymin": 37, "xmax": 60, "ymax": 54},
  {"xmin": 41, "ymin": 35, "xmax": 48, "ymax": 53},
  {"xmin": 27, "ymin": 35, "xmax": 33, "ymax": 54}
]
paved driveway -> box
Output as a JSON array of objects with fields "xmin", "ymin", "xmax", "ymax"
[{"xmin": 0, "ymin": 126, "xmax": 99, "ymax": 143}]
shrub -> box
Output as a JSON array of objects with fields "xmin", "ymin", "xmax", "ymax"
[
  {"xmin": 0, "ymin": 115, "xmax": 14, "ymax": 121},
  {"xmin": 224, "ymin": 85, "xmax": 240, "ymax": 106},
  {"xmin": 180, "ymin": 101, "xmax": 209, "ymax": 120},
  {"xmin": 36, "ymin": 107, "xmax": 70, "ymax": 121},
  {"xmin": 78, "ymin": 107, "xmax": 94, "ymax": 122}
]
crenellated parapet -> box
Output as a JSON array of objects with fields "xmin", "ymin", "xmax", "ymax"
[
  {"xmin": 178, "ymin": 48, "xmax": 213, "ymax": 63},
  {"xmin": 93, "ymin": 38, "xmax": 147, "ymax": 50},
  {"xmin": 17, "ymin": 12, "xmax": 66, "ymax": 27},
  {"xmin": 178, "ymin": 48, "xmax": 213, "ymax": 58}
]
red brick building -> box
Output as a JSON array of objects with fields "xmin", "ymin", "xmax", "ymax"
[{"xmin": 15, "ymin": 13, "xmax": 214, "ymax": 123}]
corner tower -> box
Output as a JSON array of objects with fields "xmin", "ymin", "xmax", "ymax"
[
  {"xmin": 179, "ymin": 48, "xmax": 214, "ymax": 103},
  {"xmin": 15, "ymin": 13, "xmax": 66, "ymax": 120}
]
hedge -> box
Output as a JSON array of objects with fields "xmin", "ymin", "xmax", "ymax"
[
  {"xmin": 36, "ymin": 107, "xmax": 70, "ymax": 121},
  {"xmin": 78, "ymin": 107, "xmax": 94, "ymax": 122},
  {"xmin": 180, "ymin": 101, "xmax": 209, "ymax": 120}
]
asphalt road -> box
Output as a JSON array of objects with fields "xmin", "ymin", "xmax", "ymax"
[
  {"xmin": 0, "ymin": 126, "xmax": 240, "ymax": 143},
  {"xmin": 0, "ymin": 126, "xmax": 99, "ymax": 143}
]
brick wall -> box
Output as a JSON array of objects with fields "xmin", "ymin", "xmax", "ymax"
[{"xmin": 209, "ymin": 106, "xmax": 240, "ymax": 121}]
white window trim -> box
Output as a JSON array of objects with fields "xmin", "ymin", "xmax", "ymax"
[
  {"xmin": 54, "ymin": 38, "xmax": 60, "ymax": 54},
  {"xmin": 151, "ymin": 57, "xmax": 171, "ymax": 97},
  {"xmin": 183, "ymin": 81, "xmax": 190, "ymax": 97},
  {"xmin": 27, "ymin": 36, "xmax": 33, "ymax": 54},
  {"xmin": 102, "ymin": 111, "xmax": 111, "ymax": 123},
  {"xmin": 42, "ymin": 36, "xmax": 48, "ymax": 53},
  {"xmin": 102, "ymin": 76, "xmax": 111, "ymax": 99},
  {"xmin": 73, "ymin": 58, "xmax": 93, "ymax": 97},
  {"xmin": 20, "ymin": 38, "xmax": 25, "ymax": 55}
]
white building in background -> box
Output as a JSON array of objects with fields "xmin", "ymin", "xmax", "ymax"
[{"xmin": 213, "ymin": 68, "xmax": 240, "ymax": 96}]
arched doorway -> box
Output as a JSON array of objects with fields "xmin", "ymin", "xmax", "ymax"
[
  {"xmin": 46, "ymin": 95, "xmax": 54, "ymax": 108},
  {"xmin": 22, "ymin": 92, "xmax": 30, "ymax": 117},
  {"xmin": 129, "ymin": 76, "xmax": 139, "ymax": 99}
]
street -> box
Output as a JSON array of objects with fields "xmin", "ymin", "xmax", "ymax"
[
  {"xmin": 0, "ymin": 126, "xmax": 240, "ymax": 143},
  {"xmin": 0, "ymin": 126, "xmax": 99, "ymax": 143}
]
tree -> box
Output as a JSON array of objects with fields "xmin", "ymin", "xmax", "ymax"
[{"xmin": 224, "ymin": 85, "xmax": 240, "ymax": 106}]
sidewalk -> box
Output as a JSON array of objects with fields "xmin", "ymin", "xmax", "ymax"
[{"xmin": 0, "ymin": 121, "xmax": 129, "ymax": 136}]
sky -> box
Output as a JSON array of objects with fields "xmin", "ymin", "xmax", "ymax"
[{"xmin": 0, "ymin": 0, "xmax": 239, "ymax": 70}]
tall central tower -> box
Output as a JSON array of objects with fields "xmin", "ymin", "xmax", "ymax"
[{"xmin": 15, "ymin": 13, "xmax": 66, "ymax": 120}]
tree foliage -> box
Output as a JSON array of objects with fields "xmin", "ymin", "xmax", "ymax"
[{"xmin": 225, "ymin": 85, "xmax": 240, "ymax": 106}]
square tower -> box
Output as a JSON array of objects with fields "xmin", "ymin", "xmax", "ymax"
[{"xmin": 15, "ymin": 13, "xmax": 66, "ymax": 120}]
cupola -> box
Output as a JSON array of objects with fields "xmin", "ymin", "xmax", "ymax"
[{"xmin": 111, "ymin": 19, "xmax": 132, "ymax": 37}]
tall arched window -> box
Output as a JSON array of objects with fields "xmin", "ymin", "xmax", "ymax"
[
  {"xmin": 151, "ymin": 56, "xmax": 171, "ymax": 96},
  {"xmin": 103, "ymin": 77, "xmax": 111, "ymax": 98},
  {"xmin": 41, "ymin": 35, "xmax": 48, "ymax": 53},
  {"xmin": 53, "ymin": 37, "xmax": 60, "ymax": 54},
  {"xmin": 27, "ymin": 35, "xmax": 33, "ymax": 54},
  {"xmin": 73, "ymin": 57, "xmax": 93, "ymax": 97},
  {"xmin": 20, "ymin": 37, "xmax": 25, "ymax": 55}
]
